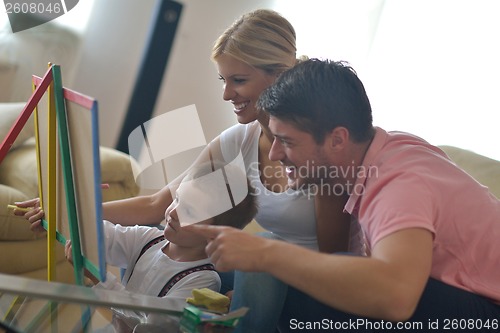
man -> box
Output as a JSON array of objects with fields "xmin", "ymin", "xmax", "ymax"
[{"xmin": 190, "ymin": 59, "xmax": 500, "ymax": 331}]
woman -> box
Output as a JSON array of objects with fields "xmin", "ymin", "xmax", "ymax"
[{"xmin": 18, "ymin": 9, "xmax": 359, "ymax": 333}]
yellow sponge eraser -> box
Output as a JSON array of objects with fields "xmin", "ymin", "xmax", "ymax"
[{"xmin": 187, "ymin": 288, "xmax": 230, "ymax": 313}]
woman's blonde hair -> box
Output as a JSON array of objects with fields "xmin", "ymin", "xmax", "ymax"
[{"xmin": 211, "ymin": 9, "xmax": 297, "ymax": 75}]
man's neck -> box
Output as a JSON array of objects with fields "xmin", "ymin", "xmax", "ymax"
[{"xmin": 336, "ymin": 135, "xmax": 375, "ymax": 186}]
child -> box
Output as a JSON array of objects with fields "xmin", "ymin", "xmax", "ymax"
[
  {"xmin": 65, "ymin": 160, "xmax": 257, "ymax": 331},
  {"xmin": 67, "ymin": 159, "xmax": 257, "ymax": 294}
]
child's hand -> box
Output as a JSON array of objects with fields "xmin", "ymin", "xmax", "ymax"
[
  {"xmin": 12, "ymin": 198, "xmax": 46, "ymax": 234},
  {"xmin": 64, "ymin": 240, "xmax": 73, "ymax": 265},
  {"xmin": 65, "ymin": 239, "xmax": 100, "ymax": 283}
]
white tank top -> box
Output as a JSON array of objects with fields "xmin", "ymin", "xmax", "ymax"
[{"xmin": 220, "ymin": 121, "xmax": 318, "ymax": 250}]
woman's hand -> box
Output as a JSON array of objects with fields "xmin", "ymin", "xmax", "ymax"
[{"xmin": 12, "ymin": 198, "xmax": 46, "ymax": 234}]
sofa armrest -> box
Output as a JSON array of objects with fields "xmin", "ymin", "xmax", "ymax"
[{"xmin": 0, "ymin": 139, "xmax": 140, "ymax": 201}]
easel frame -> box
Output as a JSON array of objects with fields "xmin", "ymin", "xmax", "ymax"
[
  {"xmin": 0, "ymin": 64, "xmax": 106, "ymax": 284},
  {"xmin": 33, "ymin": 66, "xmax": 107, "ymax": 284}
]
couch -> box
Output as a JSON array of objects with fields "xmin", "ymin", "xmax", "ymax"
[
  {"xmin": 439, "ymin": 145, "xmax": 500, "ymax": 198},
  {"xmin": 0, "ymin": 104, "xmax": 140, "ymax": 283}
]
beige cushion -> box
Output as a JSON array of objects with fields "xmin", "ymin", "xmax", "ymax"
[
  {"xmin": 0, "ymin": 138, "xmax": 38, "ymax": 198},
  {"xmin": 0, "ymin": 237, "xmax": 66, "ymax": 274},
  {"xmin": 100, "ymin": 146, "xmax": 141, "ymax": 202},
  {"xmin": 0, "ymin": 184, "xmax": 35, "ymax": 241},
  {"xmin": 0, "ymin": 236, "xmax": 74, "ymax": 284},
  {"xmin": 0, "ymin": 102, "xmax": 35, "ymax": 150},
  {"xmin": 0, "ymin": 113, "xmax": 36, "ymax": 241},
  {"xmin": 0, "ymin": 138, "xmax": 140, "ymax": 202},
  {"xmin": 440, "ymin": 145, "xmax": 500, "ymax": 198}
]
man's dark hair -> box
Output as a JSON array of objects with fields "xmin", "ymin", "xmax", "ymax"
[{"xmin": 257, "ymin": 58, "xmax": 374, "ymax": 143}]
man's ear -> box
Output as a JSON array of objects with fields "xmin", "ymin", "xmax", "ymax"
[{"xmin": 328, "ymin": 127, "xmax": 349, "ymax": 152}]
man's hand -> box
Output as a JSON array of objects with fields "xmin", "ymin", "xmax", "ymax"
[{"xmin": 187, "ymin": 225, "xmax": 273, "ymax": 272}]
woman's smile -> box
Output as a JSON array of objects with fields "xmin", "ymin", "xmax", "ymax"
[{"xmin": 233, "ymin": 101, "xmax": 250, "ymax": 113}]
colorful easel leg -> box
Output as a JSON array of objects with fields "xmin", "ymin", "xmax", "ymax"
[
  {"xmin": 52, "ymin": 65, "xmax": 85, "ymax": 286},
  {"xmin": 47, "ymin": 63, "xmax": 57, "ymax": 282}
]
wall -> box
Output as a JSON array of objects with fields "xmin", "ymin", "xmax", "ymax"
[
  {"xmin": 72, "ymin": 0, "xmax": 274, "ymax": 150},
  {"xmin": 274, "ymin": 0, "xmax": 500, "ymax": 161},
  {"xmin": 0, "ymin": 18, "xmax": 81, "ymax": 103},
  {"xmin": 2, "ymin": 0, "xmax": 499, "ymax": 162}
]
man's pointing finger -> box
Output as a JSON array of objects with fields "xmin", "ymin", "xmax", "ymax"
[{"xmin": 184, "ymin": 224, "xmax": 226, "ymax": 239}]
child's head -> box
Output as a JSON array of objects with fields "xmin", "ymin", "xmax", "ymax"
[
  {"xmin": 165, "ymin": 157, "xmax": 257, "ymax": 233},
  {"xmin": 210, "ymin": 176, "xmax": 257, "ymax": 230}
]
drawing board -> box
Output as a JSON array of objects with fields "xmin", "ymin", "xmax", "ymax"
[{"xmin": 32, "ymin": 65, "xmax": 106, "ymax": 283}]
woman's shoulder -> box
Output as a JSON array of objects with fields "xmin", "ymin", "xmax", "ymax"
[
  {"xmin": 220, "ymin": 120, "xmax": 260, "ymax": 138},
  {"xmin": 219, "ymin": 121, "xmax": 260, "ymax": 159}
]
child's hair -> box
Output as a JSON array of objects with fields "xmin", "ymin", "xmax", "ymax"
[
  {"xmin": 212, "ymin": 176, "xmax": 257, "ymax": 230},
  {"xmin": 183, "ymin": 160, "xmax": 258, "ymax": 230}
]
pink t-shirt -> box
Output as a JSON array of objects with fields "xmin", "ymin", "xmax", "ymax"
[{"xmin": 345, "ymin": 127, "xmax": 500, "ymax": 304}]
